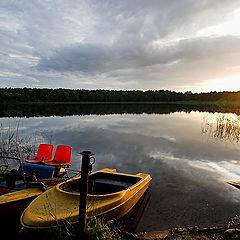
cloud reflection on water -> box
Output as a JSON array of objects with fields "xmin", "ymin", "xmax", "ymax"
[{"xmin": 1, "ymin": 111, "xmax": 240, "ymax": 231}]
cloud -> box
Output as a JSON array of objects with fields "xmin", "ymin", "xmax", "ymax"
[
  {"xmin": 1, "ymin": 0, "xmax": 240, "ymax": 90},
  {"xmin": 37, "ymin": 35, "xmax": 240, "ymax": 90},
  {"xmin": 45, "ymin": 35, "xmax": 240, "ymax": 71}
]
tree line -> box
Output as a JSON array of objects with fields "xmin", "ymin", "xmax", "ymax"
[{"xmin": 1, "ymin": 88, "xmax": 240, "ymax": 103}]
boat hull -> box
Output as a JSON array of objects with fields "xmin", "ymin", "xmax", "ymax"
[
  {"xmin": 20, "ymin": 168, "xmax": 151, "ymax": 229},
  {"xmin": 96, "ymin": 176, "xmax": 150, "ymax": 221},
  {"xmin": 0, "ymin": 178, "xmax": 64, "ymax": 216},
  {"xmin": 0, "ymin": 188, "xmax": 43, "ymax": 216}
]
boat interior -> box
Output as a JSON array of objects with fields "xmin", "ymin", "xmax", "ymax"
[
  {"xmin": 0, "ymin": 169, "xmax": 26, "ymax": 191},
  {"xmin": 0, "ymin": 157, "xmax": 26, "ymax": 191},
  {"xmin": 0, "ymin": 157, "xmax": 65, "ymax": 192},
  {"xmin": 60, "ymin": 172, "xmax": 142, "ymax": 195}
]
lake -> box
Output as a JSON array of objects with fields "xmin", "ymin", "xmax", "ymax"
[{"xmin": 1, "ymin": 103, "xmax": 240, "ymax": 232}]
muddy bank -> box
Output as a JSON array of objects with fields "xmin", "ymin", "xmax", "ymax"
[{"xmin": 125, "ymin": 223, "xmax": 240, "ymax": 239}]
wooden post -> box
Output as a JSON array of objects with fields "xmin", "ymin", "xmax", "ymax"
[{"xmin": 78, "ymin": 151, "xmax": 95, "ymax": 237}]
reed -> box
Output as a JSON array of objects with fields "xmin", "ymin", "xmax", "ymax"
[
  {"xmin": 0, "ymin": 120, "xmax": 37, "ymax": 159},
  {"xmin": 202, "ymin": 113, "xmax": 240, "ymax": 143}
]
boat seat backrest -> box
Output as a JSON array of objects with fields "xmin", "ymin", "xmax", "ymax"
[
  {"xmin": 25, "ymin": 144, "xmax": 54, "ymax": 163},
  {"xmin": 53, "ymin": 145, "xmax": 72, "ymax": 164},
  {"xmin": 36, "ymin": 144, "xmax": 54, "ymax": 160}
]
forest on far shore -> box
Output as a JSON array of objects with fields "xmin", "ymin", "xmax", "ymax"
[{"xmin": 0, "ymin": 88, "xmax": 240, "ymax": 103}]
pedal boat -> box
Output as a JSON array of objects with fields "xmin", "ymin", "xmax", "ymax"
[
  {"xmin": 0, "ymin": 157, "xmax": 67, "ymax": 217},
  {"xmin": 20, "ymin": 168, "xmax": 152, "ymax": 229}
]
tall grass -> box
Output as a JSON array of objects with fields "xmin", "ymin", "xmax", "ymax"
[
  {"xmin": 33, "ymin": 216, "xmax": 123, "ymax": 240},
  {"xmin": 86, "ymin": 216, "xmax": 122, "ymax": 240},
  {"xmin": 202, "ymin": 113, "xmax": 240, "ymax": 143},
  {"xmin": 0, "ymin": 120, "xmax": 38, "ymax": 159}
]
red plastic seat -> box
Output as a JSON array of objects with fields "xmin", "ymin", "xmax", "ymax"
[
  {"xmin": 25, "ymin": 144, "xmax": 54, "ymax": 163},
  {"xmin": 43, "ymin": 145, "xmax": 72, "ymax": 166}
]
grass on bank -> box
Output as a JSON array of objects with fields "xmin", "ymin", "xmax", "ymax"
[
  {"xmin": 0, "ymin": 121, "xmax": 38, "ymax": 159},
  {"xmin": 86, "ymin": 216, "xmax": 123, "ymax": 240},
  {"xmin": 22, "ymin": 216, "xmax": 123, "ymax": 240}
]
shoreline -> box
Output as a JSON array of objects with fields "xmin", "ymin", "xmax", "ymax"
[{"xmin": 126, "ymin": 223, "xmax": 240, "ymax": 239}]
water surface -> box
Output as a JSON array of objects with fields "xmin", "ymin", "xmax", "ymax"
[{"xmin": 1, "ymin": 106, "xmax": 240, "ymax": 231}]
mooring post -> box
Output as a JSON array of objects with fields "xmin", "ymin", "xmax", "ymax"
[{"xmin": 78, "ymin": 151, "xmax": 95, "ymax": 237}]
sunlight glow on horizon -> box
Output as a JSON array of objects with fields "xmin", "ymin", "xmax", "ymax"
[
  {"xmin": 203, "ymin": 76, "xmax": 240, "ymax": 92},
  {"xmin": 152, "ymin": 8, "xmax": 240, "ymax": 93}
]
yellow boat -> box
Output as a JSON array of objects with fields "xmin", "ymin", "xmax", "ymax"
[
  {"xmin": 0, "ymin": 179, "xmax": 64, "ymax": 216},
  {"xmin": 20, "ymin": 168, "xmax": 151, "ymax": 229}
]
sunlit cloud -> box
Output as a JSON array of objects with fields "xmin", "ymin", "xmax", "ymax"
[{"xmin": 197, "ymin": 9, "xmax": 240, "ymax": 37}]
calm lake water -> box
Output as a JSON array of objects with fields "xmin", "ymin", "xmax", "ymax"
[{"xmin": 1, "ymin": 104, "xmax": 240, "ymax": 231}]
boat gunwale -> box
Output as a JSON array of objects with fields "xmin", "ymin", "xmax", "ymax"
[
  {"xmin": 68, "ymin": 176, "xmax": 152, "ymax": 226},
  {"xmin": 0, "ymin": 188, "xmax": 43, "ymax": 204},
  {"xmin": 56, "ymin": 170, "xmax": 150, "ymax": 197}
]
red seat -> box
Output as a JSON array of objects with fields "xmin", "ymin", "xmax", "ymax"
[
  {"xmin": 43, "ymin": 145, "xmax": 72, "ymax": 166},
  {"xmin": 25, "ymin": 144, "xmax": 54, "ymax": 163}
]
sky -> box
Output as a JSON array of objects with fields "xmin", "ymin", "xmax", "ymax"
[{"xmin": 1, "ymin": 0, "xmax": 240, "ymax": 92}]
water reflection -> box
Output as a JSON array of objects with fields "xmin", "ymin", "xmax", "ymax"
[
  {"xmin": 120, "ymin": 189, "xmax": 151, "ymax": 232},
  {"xmin": 202, "ymin": 113, "xmax": 240, "ymax": 143},
  {"xmin": 1, "ymin": 111, "xmax": 240, "ymax": 231},
  {"xmin": 1, "ymin": 103, "xmax": 240, "ymax": 117}
]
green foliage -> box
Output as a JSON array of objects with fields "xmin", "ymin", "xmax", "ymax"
[
  {"xmin": 1, "ymin": 87, "xmax": 240, "ymax": 104},
  {"xmin": 86, "ymin": 216, "xmax": 122, "ymax": 240},
  {"xmin": 40, "ymin": 217, "xmax": 123, "ymax": 240},
  {"xmin": 181, "ymin": 232, "xmax": 193, "ymax": 240}
]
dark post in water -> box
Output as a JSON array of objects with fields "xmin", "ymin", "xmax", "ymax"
[{"xmin": 78, "ymin": 151, "xmax": 95, "ymax": 236}]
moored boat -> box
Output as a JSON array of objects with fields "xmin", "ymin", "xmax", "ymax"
[
  {"xmin": 0, "ymin": 156, "xmax": 69, "ymax": 217},
  {"xmin": 0, "ymin": 178, "xmax": 64, "ymax": 216},
  {"xmin": 20, "ymin": 168, "xmax": 152, "ymax": 229}
]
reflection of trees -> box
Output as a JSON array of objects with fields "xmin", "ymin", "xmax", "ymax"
[
  {"xmin": 1, "ymin": 103, "xmax": 240, "ymax": 118},
  {"xmin": 202, "ymin": 113, "xmax": 240, "ymax": 143}
]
